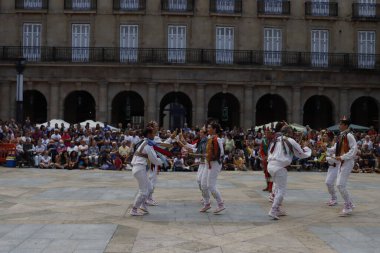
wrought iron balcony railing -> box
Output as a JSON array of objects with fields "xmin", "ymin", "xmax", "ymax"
[
  {"xmin": 0, "ymin": 46, "xmax": 379, "ymax": 71},
  {"xmin": 209, "ymin": 0, "xmax": 242, "ymax": 15},
  {"xmin": 257, "ymin": 0, "xmax": 290, "ymax": 16},
  {"xmin": 113, "ymin": 0, "xmax": 146, "ymax": 12},
  {"xmin": 352, "ymin": 3, "xmax": 380, "ymax": 21},
  {"xmin": 305, "ymin": 1, "xmax": 338, "ymax": 17},
  {"xmin": 161, "ymin": 0, "xmax": 194, "ymax": 13},
  {"xmin": 64, "ymin": 0, "xmax": 97, "ymax": 11},
  {"xmin": 15, "ymin": 0, "xmax": 49, "ymax": 10}
]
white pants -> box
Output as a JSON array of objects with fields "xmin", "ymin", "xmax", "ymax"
[
  {"xmin": 325, "ymin": 166, "xmax": 338, "ymax": 200},
  {"xmin": 336, "ymin": 160, "xmax": 354, "ymax": 205},
  {"xmin": 148, "ymin": 165, "xmax": 158, "ymax": 199},
  {"xmin": 132, "ymin": 166, "xmax": 149, "ymax": 209},
  {"xmin": 197, "ymin": 163, "xmax": 206, "ymax": 191},
  {"xmin": 268, "ymin": 166, "xmax": 287, "ymax": 210},
  {"xmin": 201, "ymin": 161, "xmax": 223, "ymax": 206},
  {"xmin": 34, "ymin": 155, "xmax": 42, "ymax": 167}
]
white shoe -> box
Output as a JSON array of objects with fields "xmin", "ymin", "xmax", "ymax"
[
  {"xmin": 339, "ymin": 204, "xmax": 353, "ymax": 217},
  {"xmin": 268, "ymin": 209, "xmax": 279, "ymax": 220},
  {"xmin": 278, "ymin": 208, "xmax": 287, "ymax": 216},
  {"xmin": 130, "ymin": 209, "xmax": 144, "ymax": 216},
  {"xmin": 213, "ymin": 205, "xmax": 226, "ymax": 214},
  {"xmin": 200, "ymin": 204, "xmax": 211, "ymax": 213},
  {"xmin": 146, "ymin": 199, "xmax": 158, "ymax": 206},
  {"xmin": 326, "ymin": 199, "xmax": 338, "ymax": 206},
  {"xmin": 139, "ymin": 207, "xmax": 149, "ymax": 215}
]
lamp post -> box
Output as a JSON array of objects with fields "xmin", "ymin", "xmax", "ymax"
[{"xmin": 15, "ymin": 57, "xmax": 26, "ymax": 123}]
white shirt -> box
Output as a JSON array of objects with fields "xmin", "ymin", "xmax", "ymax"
[
  {"xmin": 268, "ymin": 135, "xmax": 311, "ymax": 170},
  {"xmin": 131, "ymin": 139, "xmax": 163, "ymax": 169},
  {"xmin": 40, "ymin": 155, "xmax": 51, "ymax": 164},
  {"xmin": 329, "ymin": 132, "xmax": 358, "ymax": 162},
  {"xmin": 51, "ymin": 134, "xmax": 61, "ymax": 141},
  {"xmin": 67, "ymin": 145, "xmax": 79, "ymax": 154}
]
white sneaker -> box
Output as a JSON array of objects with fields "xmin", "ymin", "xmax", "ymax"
[
  {"xmin": 146, "ymin": 199, "xmax": 158, "ymax": 206},
  {"xmin": 130, "ymin": 209, "xmax": 144, "ymax": 216},
  {"xmin": 213, "ymin": 205, "xmax": 226, "ymax": 214},
  {"xmin": 139, "ymin": 207, "xmax": 149, "ymax": 215},
  {"xmin": 326, "ymin": 199, "xmax": 338, "ymax": 206},
  {"xmin": 278, "ymin": 208, "xmax": 287, "ymax": 216},
  {"xmin": 339, "ymin": 204, "xmax": 353, "ymax": 217},
  {"xmin": 200, "ymin": 204, "xmax": 211, "ymax": 213},
  {"xmin": 268, "ymin": 209, "xmax": 279, "ymax": 220}
]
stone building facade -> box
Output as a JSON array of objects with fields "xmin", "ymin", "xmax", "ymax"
[{"xmin": 0, "ymin": 0, "xmax": 379, "ymax": 130}]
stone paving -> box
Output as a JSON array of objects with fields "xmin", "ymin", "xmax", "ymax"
[{"xmin": 0, "ymin": 167, "xmax": 379, "ymax": 253}]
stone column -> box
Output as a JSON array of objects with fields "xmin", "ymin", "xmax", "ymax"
[
  {"xmin": 339, "ymin": 88, "xmax": 349, "ymax": 122},
  {"xmin": 195, "ymin": 83, "xmax": 206, "ymax": 126},
  {"xmin": 244, "ymin": 85, "xmax": 253, "ymax": 129},
  {"xmin": 252, "ymin": 86, "xmax": 258, "ymax": 127},
  {"xmin": 98, "ymin": 80, "xmax": 108, "ymax": 123},
  {"xmin": 49, "ymin": 82, "xmax": 59, "ymax": 119},
  {"xmin": 147, "ymin": 83, "xmax": 157, "ymax": 122},
  {"xmin": 292, "ymin": 86, "xmax": 301, "ymax": 124},
  {"xmin": 10, "ymin": 81, "xmax": 16, "ymax": 120},
  {"xmin": 0, "ymin": 82, "xmax": 11, "ymax": 120}
]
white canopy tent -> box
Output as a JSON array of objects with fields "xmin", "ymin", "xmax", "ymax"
[
  {"xmin": 37, "ymin": 119, "xmax": 70, "ymax": 129},
  {"xmin": 80, "ymin": 120, "xmax": 120, "ymax": 131}
]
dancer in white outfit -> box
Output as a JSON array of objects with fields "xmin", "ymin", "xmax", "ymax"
[
  {"xmin": 200, "ymin": 123, "xmax": 225, "ymax": 214},
  {"xmin": 324, "ymin": 132, "xmax": 340, "ymax": 206},
  {"xmin": 267, "ymin": 123, "xmax": 311, "ymax": 220},
  {"xmin": 328, "ymin": 117, "xmax": 358, "ymax": 216},
  {"xmin": 130, "ymin": 127, "xmax": 163, "ymax": 216}
]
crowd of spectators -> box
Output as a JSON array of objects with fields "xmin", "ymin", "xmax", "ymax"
[{"xmin": 0, "ymin": 118, "xmax": 379, "ymax": 174}]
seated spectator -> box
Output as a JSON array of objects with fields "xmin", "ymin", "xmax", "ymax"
[
  {"xmin": 61, "ymin": 129, "xmax": 71, "ymax": 147},
  {"xmin": 54, "ymin": 151, "xmax": 69, "ymax": 169},
  {"xmin": 99, "ymin": 153, "xmax": 115, "ymax": 170},
  {"xmin": 234, "ymin": 154, "xmax": 247, "ymax": 171},
  {"xmin": 22, "ymin": 138, "xmax": 35, "ymax": 166},
  {"xmin": 118, "ymin": 141, "xmax": 131, "ymax": 165},
  {"xmin": 46, "ymin": 140, "xmax": 58, "ymax": 163},
  {"xmin": 57, "ymin": 140, "xmax": 67, "ymax": 154},
  {"xmin": 78, "ymin": 153, "xmax": 89, "ymax": 170},
  {"xmin": 78, "ymin": 139, "xmax": 88, "ymax": 156},
  {"xmin": 359, "ymin": 144, "xmax": 376, "ymax": 173},
  {"xmin": 223, "ymin": 152, "xmax": 236, "ymax": 171},
  {"xmin": 34, "ymin": 139, "xmax": 46, "ymax": 167},
  {"xmin": 39, "ymin": 151, "xmax": 53, "ymax": 169},
  {"xmin": 68, "ymin": 151, "xmax": 78, "ymax": 170},
  {"xmin": 173, "ymin": 153, "xmax": 188, "ymax": 171},
  {"xmin": 375, "ymin": 143, "xmax": 380, "ymax": 173},
  {"xmin": 113, "ymin": 153, "xmax": 123, "ymax": 171},
  {"xmin": 88, "ymin": 140, "xmax": 100, "ymax": 167},
  {"xmin": 50, "ymin": 129, "xmax": 61, "ymax": 143},
  {"xmin": 67, "ymin": 141, "xmax": 79, "ymax": 155}
]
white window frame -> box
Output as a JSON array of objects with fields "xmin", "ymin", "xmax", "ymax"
[
  {"xmin": 358, "ymin": 31, "xmax": 376, "ymax": 69},
  {"xmin": 120, "ymin": 0, "xmax": 139, "ymax": 10},
  {"xmin": 120, "ymin": 25, "xmax": 139, "ymax": 63},
  {"xmin": 216, "ymin": 0, "xmax": 235, "ymax": 13},
  {"xmin": 168, "ymin": 25, "xmax": 187, "ymax": 63},
  {"xmin": 264, "ymin": 28, "xmax": 282, "ymax": 65},
  {"xmin": 264, "ymin": 0, "xmax": 283, "ymax": 14},
  {"xmin": 24, "ymin": 0, "xmax": 43, "ymax": 9},
  {"xmin": 311, "ymin": 0, "xmax": 329, "ymax": 16},
  {"xmin": 72, "ymin": 0, "xmax": 91, "ymax": 10},
  {"xmin": 216, "ymin": 27, "xmax": 234, "ymax": 64},
  {"xmin": 72, "ymin": 24, "xmax": 90, "ymax": 62},
  {"xmin": 23, "ymin": 23, "xmax": 41, "ymax": 61},
  {"xmin": 311, "ymin": 30, "xmax": 329, "ymax": 67},
  {"xmin": 358, "ymin": 0, "xmax": 376, "ymax": 17},
  {"xmin": 168, "ymin": 0, "xmax": 187, "ymax": 11}
]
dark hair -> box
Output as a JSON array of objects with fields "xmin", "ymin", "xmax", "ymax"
[
  {"xmin": 275, "ymin": 122, "xmax": 286, "ymax": 133},
  {"xmin": 143, "ymin": 127, "xmax": 154, "ymax": 137},
  {"xmin": 209, "ymin": 122, "xmax": 222, "ymax": 134}
]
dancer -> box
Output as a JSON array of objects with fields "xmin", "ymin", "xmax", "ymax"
[
  {"xmin": 260, "ymin": 129, "xmax": 273, "ymax": 194},
  {"xmin": 324, "ymin": 131, "xmax": 340, "ymax": 206},
  {"xmin": 267, "ymin": 123, "xmax": 311, "ymax": 220},
  {"xmin": 330, "ymin": 116, "xmax": 358, "ymax": 216},
  {"xmin": 130, "ymin": 127, "xmax": 163, "ymax": 216},
  {"xmin": 200, "ymin": 122, "xmax": 225, "ymax": 214}
]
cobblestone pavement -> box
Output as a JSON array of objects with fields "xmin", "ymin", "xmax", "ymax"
[{"xmin": 0, "ymin": 167, "xmax": 379, "ymax": 253}]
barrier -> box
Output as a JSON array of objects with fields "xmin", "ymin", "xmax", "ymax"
[{"xmin": 0, "ymin": 144, "xmax": 17, "ymax": 164}]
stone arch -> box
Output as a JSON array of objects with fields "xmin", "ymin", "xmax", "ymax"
[
  {"xmin": 111, "ymin": 91, "xmax": 145, "ymax": 129},
  {"xmin": 64, "ymin": 91, "xmax": 96, "ymax": 124},
  {"xmin": 23, "ymin": 90, "xmax": 47, "ymax": 123},
  {"xmin": 303, "ymin": 95, "xmax": 334, "ymax": 129},
  {"xmin": 159, "ymin": 92, "xmax": 192, "ymax": 130},
  {"xmin": 350, "ymin": 96, "xmax": 379, "ymax": 129},
  {"xmin": 256, "ymin": 94, "xmax": 287, "ymax": 126},
  {"xmin": 208, "ymin": 92, "xmax": 240, "ymax": 129}
]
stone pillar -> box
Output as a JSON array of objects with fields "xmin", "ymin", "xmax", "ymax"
[
  {"xmin": 292, "ymin": 86, "xmax": 301, "ymax": 124},
  {"xmin": 147, "ymin": 83, "xmax": 157, "ymax": 122},
  {"xmin": 244, "ymin": 85, "xmax": 253, "ymax": 129},
  {"xmin": 339, "ymin": 88, "xmax": 349, "ymax": 122},
  {"xmin": 0, "ymin": 82, "xmax": 11, "ymax": 120},
  {"xmin": 49, "ymin": 82, "xmax": 59, "ymax": 119},
  {"xmin": 195, "ymin": 83, "xmax": 206, "ymax": 127},
  {"xmin": 10, "ymin": 81, "xmax": 16, "ymax": 120},
  {"xmin": 98, "ymin": 80, "xmax": 108, "ymax": 123},
  {"xmin": 252, "ymin": 86, "xmax": 258, "ymax": 127}
]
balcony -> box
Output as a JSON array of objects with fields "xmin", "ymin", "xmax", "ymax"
[
  {"xmin": 1, "ymin": 46, "xmax": 379, "ymax": 71},
  {"xmin": 113, "ymin": 0, "xmax": 146, "ymax": 13},
  {"xmin": 161, "ymin": 0, "xmax": 194, "ymax": 14},
  {"xmin": 15, "ymin": 0, "xmax": 48, "ymax": 12},
  {"xmin": 209, "ymin": 0, "xmax": 242, "ymax": 16},
  {"xmin": 305, "ymin": 1, "xmax": 338, "ymax": 18},
  {"xmin": 64, "ymin": 0, "xmax": 97, "ymax": 12},
  {"xmin": 352, "ymin": 3, "xmax": 380, "ymax": 21},
  {"xmin": 257, "ymin": 0, "xmax": 290, "ymax": 17}
]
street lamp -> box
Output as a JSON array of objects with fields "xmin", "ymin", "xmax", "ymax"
[{"xmin": 15, "ymin": 57, "xmax": 26, "ymax": 123}]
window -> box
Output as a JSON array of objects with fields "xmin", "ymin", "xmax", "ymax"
[
  {"xmin": 168, "ymin": 0, "xmax": 187, "ymax": 11},
  {"xmin": 358, "ymin": 0, "xmax": 376, "ymax": 17},
  {"xmin": 120, "ymin": 0, "xmax": 139, "ymax": 10},
  {"xmin": 311, "ymin": 0, "xmax": 329, "ymax": 16},
  {"xmin": 120, "ymin": 25, "xmax": 139, "ymax": 63},
  {"xmin": 358, "ymin": 31, "xmax": 376, "ymax": 69},
  {"xmin": 23, "ymin": 23, "xmax": 41, "ymax": 61},
  {"xmin": 24, "ymin": 0, "xmax": 43, "ymax": 9},
  {"xmin": 72, "ymin": 0, "xmax": 91, "ymax": 10},
  {"xmin": 216, "ymin": 27, "xmax": 234, "ymax": 64},
  {"xmin": 216, "ymin": 0, "xmax": 235, "ymax": 13},
  {"xmin": 264, "ymin": 28, "xmax": 282, "ymax": 65},
  {"xmin": 72, "ymin": 24, "xmax": 90, "ymax": 62},
  {"xmin": 311, "ymin": 30, "xmax": 329, "ymax": 67},
  {"xmin": 264, "ymin": 0, "xmax": 283, "ymax": 14},
  {"xmin": 168, "ymin": 25, "xmax": 186, "ymax": 63}
]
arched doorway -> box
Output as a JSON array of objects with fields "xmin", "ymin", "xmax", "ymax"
[
  {"xmin": 111, "ymin": 91, "xmax": 145, "ymax": 129},
  {"xmin": 303, "ymin": 95, "xmax": 333, "ymax": 129},
  {"xmin": 208, "ymin": 92, "xmax": 240, "ymax": 129},
  {"xmin": 256, "ymin": 94, "xmax": 287, "ymax": 126},
  {"xmin": 23, "ymin": 90, "xmax": 47, "ymax": 123},
  {"xmin": 351, "ymin": 96, "xmax": 379, "ymax": 129},
  {"xmin": 64, "ymin": 91, "xmax": 96, "ymax": 123},
  {"xmin": 160, "ymin": 92, "xmax": 192, "ymax": 130}
]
